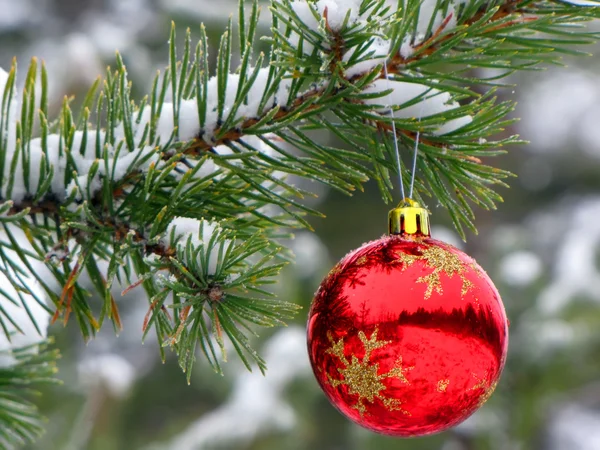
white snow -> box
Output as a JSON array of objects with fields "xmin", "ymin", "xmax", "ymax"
[
  {"xmin": 559, "ymin": 0, "xmax": 600, "ymax": 5},
  {"xmin": 166, "ymin": 217, "xmax": 232, "ymax": 276},
  {"xmin": 0, "ymin": 273, "xmax": 50, "ymax": 368},
  {"xmin": 289, "ymin": 231, "xmax": 330, "ymax": 279},
  {"xmin": 0, "ymin": 65, "xmax": 217, "ymax": 205},
  {"xmin": 212, "ymin": 135, "xmax": 278, "ymax": 160},
  {"xmin": 177, "ymin": 99, "xmax": 199, "ymax": 140},
  {"xmin": 400, "ymin": 37, "xmax": 415, "ymax": 59},
  {"xmin": 409, "ymin": 0, "xmax": 461, "ymax": 46},
  {"xmin": 283, "ymin": 0, "xmax": 475, "ymax": 134},
  {"xmin": 316, "ymin": 0, "xmax": 363, "ymax": 30},
  {"xmin": 499, "ymin": 251, "xmax": 543, "ymax": 287},
  {"xmin": 454, "ymin": 407, "xmax": 504, "ymax": 435},
  {"xmin": 520, "ymin": 71, "xmax": 599, "ymax": 154},
  {"xmin": 67, "ymin": 146, "xmax": 160, "ymax": 202},
  {"xmin": 167, "ymin": 216, "xmax": 211, "ymax": 239},
  {"xmin": 289, "ymin": 1, "xmax": 320, "ymax": 32},
  {"xmin": 286, "ymin": 0, "xmax": 466, "ymax": 61},
  {"xmin": 289, "ymin": 0, "xmax": 393, "ymax": 33},
  {"xmin": 344, "ymin": 37, "xmax": 390, "ymax": 78},
  {"xmin": 78, "ymin": 353, "xmax": 136, "ymax": 398},
  {"xmin": 133, "ymin": 98, "xmax": 201, "ymax": 145},
  {"xmin": 536, "ymin": 198, "xmax": 600, "ymax": 315},
  {"xmin": 547, "ymin": 404, "xmax": 600, "ymax": 450},
  {"xmin": 0, "ymin": 224, "xmax": 54, "ymax": 368},
  {"xmin": 211, "ymin": 135, "xmax": 288, "ymax": 197},
  {"xmin": 202, "ymin": 69, "xmax": 293, "ymax": 144},
  {"xmin": 287, "ymin": 0, "xmax": 381, "ymax": 55},
  {"xmin": 531, "ymin": 319, "xmax": 577, "ymax": 354},
  {"xmin": 0, "ymin": 0, "xmax": 481, "ymax": 207},
  {"xmin": 162, "ymin": 327, "xmax": 310, "ymax": 450},
  {"xmin": 363, "ymin": 78, "xmax": 472, "ymax": 135},
  {"xmin": 0, "ymin": 0, "xmax": 44, "ymax": 32},
  {"xmin": 0, "ymin": 67, "xmax": 18, "ymax": 158}
]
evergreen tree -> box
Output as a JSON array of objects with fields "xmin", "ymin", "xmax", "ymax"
[{"xmin": 1, "ymin": 0, "xmax": 599, "ymax": 446}]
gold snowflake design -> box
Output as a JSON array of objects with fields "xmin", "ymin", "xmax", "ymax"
[
  {"xmin": 396, "ymin": 245, "xmax": 475, "ymax": 299},
  {"xmin": 326, "ymin": 327, "xmax": 413, "ymax": 417}
]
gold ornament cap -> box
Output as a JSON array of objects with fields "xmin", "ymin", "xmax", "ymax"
[{"xmin": 388, "ymin": 198, "xmax": 431, "ymax": 237}]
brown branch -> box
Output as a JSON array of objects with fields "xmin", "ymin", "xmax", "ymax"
[
  {"xmin": 8, "ymin": 197, "xmax": 59, "ymax": 216},
  {"xmin": 324, "ymin": 6, "xmax": 346, "ymax": 75},
  {"xmin": 183, "ymin": 88, "xmax": 325, "ymax": 155},
  {"xmin": 104, "ymin": 217, "xmax": 176, "ymax": 259}
]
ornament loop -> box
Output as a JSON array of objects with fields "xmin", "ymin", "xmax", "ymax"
[{"xmin": 388, "ymin": 198, "xmax": 431, "ymax": 237}]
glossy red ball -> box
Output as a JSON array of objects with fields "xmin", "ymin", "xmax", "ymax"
[{"xmin": 307, "ymin": 235, "xmax": 508, "ymax": 437}]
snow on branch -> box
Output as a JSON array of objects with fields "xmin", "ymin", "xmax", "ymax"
[
  {"xmin": 165, "ymin": 217, "xmax": 233, "ymax": 277},
  {"xmin": 200, "ymin": 69, "xmax": 293, "ymax": 144},
  {"xmin": 0, "ymin": 66, "xmax": 204, "ymax": 206},
  {"xmin": 277, "ymin": 0, "xmax": 475, "ymax": 135},
  {"xmin": 0, "ymin": 61, "xmax": 289, "ymax": 210},
  {"xmin": 0, "ymin": 0, "xmax": 526, "ymax": 214},
  {"xmin": 363, "ymin": 79, "xmax": 472, "ymax": 135},
  {"xmin": 139, "ymin": 215, "xmax": 296, "ymax": 377}
]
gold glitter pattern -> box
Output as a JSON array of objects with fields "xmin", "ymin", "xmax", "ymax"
[
  {"xmin": 470, "ymin": 372, "xmax": 497, "ymax": 407},
  {"xmin": 478, "ymin": 381, "xmax": 498, "ymax": 406},
  {"xmin": 326, "ymin": 327, "xmax": 412, "ymax": 416},
  {"xmin": 396, "ymin": 245, "xmax": 474, "ymax": 299},
  {"xmin": 470, "ymin": 372, "xmax": 488, "ymax": 391},
  {"xmin": 355, "ymin": 256, "xmax": 368, "ymax": 266},
  {"xmin": 327, "ymin": 264, "xmax": 342, "ymax": 278},
  {"xmin": 437, "ymin": 379, "xmax": 450, "ymax": 392}
]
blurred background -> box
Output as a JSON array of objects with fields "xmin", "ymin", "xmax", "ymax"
[{"xmin": 2, "ymin": 0, "xmax": 600, "ymax": 449}]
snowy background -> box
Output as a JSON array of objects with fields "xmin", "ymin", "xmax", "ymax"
[{"xmin": 2, "ymin": 0, "xmax": 600, "ymax": 449}]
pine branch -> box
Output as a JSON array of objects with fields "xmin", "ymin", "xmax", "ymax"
[
  {"xmin": 258, "ymin": 0, "xmax": 599, "ymax": 234},
  {"xmin": 0, "ymin": 341, "xmax": 60, "ymax": 448},
  {"xmin": 176, "ymin": 0, "xmax": 600, "ymax": 233},
  {"xmin": 0, "ymin": 0, "xmax": 598, "ymax": 394}
]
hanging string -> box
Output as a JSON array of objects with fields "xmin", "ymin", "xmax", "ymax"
[
  {"xmin": 383, "ymin": 60, "xmax": 422, "ymax": 201},
  {"xmin": 383, "ymin": 61, "xmax": 406, "ymax": 201},
  {"xmin": 408, "ymin": 105, "xmax": 423, "ymax": 199}
]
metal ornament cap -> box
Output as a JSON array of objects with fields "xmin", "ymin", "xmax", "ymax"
[{"xmin": 388, "ymin": 198, "xmax": 430, "ymax": 237}]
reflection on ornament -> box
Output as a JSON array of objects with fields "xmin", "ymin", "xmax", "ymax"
[{"xmin": 307, "ymin": 200, "xmax": 509, "ymax": 437}]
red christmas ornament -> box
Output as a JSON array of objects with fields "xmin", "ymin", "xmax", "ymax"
[{"xmin": 307, "ymin": 200, "xmax": 508, "ymax": 437}]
